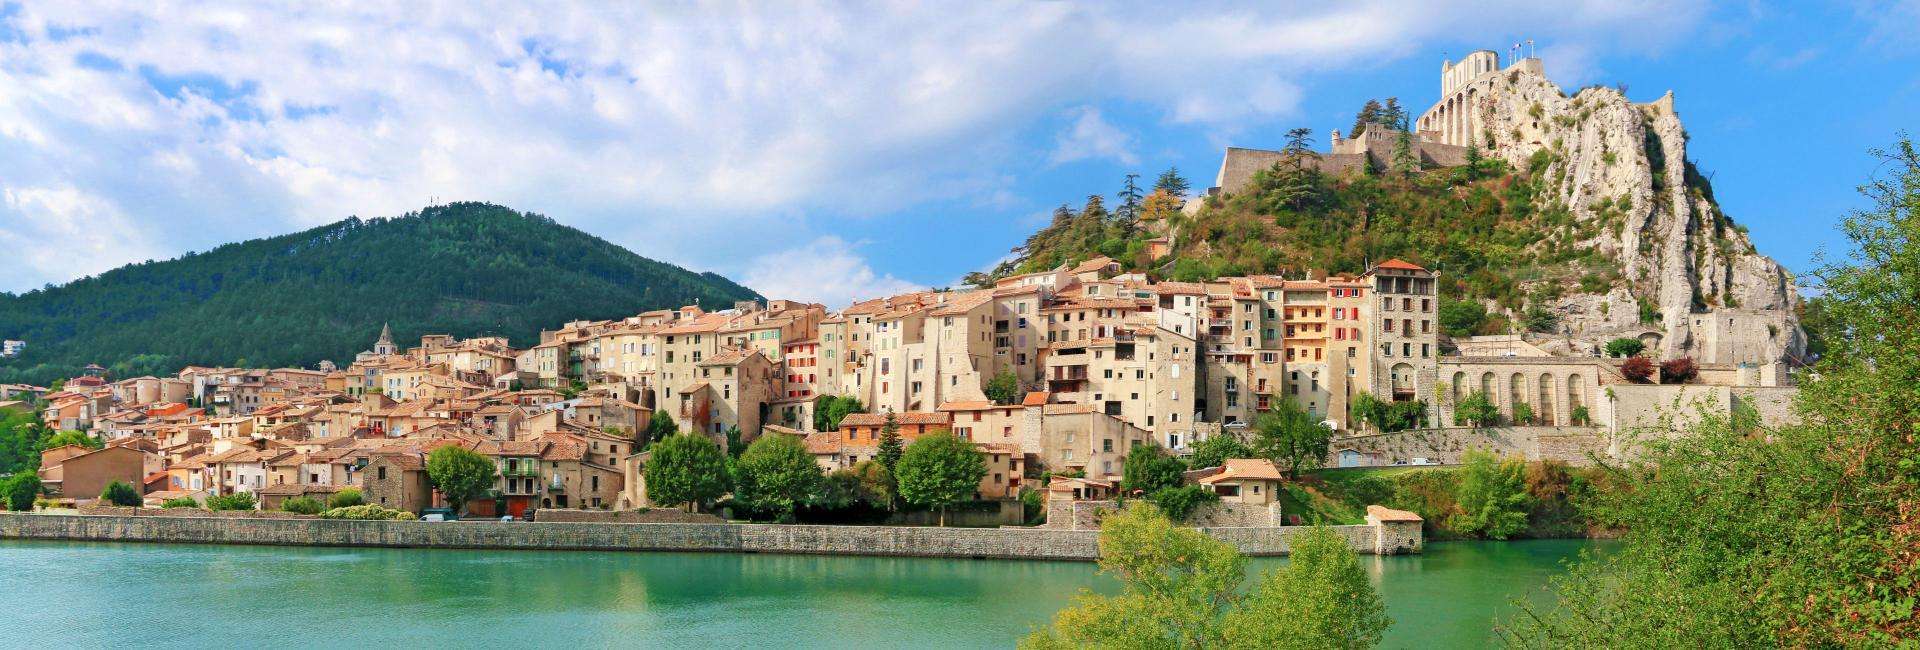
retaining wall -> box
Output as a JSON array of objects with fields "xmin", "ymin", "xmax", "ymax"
[{"xmin": 0, "ymin": 513, "xmax": 1414, "ymax": 561}]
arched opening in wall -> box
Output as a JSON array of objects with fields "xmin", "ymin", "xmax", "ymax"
[
  {"xmin": 1568, "ymin": 374, "xmax": 1585, "ymax": 423},
  {"xmin": 1450, "ymin": 371, "xmax": 1466, "ymax": 426},
  {"xmin": 1480, "ymin": 372, "xmax": 1495, "ymax": 400},
  {"xmin": 1450, "ymin": 371, "xmax": 1465, "ymax": 404},
  {"xmin": 1390, "ymin": 363, "xmax": 1416, "ymax": 402},
  {"xmin": 1538, "ymin": 374, "xmax": 1556, "ymax": 425},
  {"xmin": 1509, "ymin": 372, "xmax": 1527, "ymax": 424}
]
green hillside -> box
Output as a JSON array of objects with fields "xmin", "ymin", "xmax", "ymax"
[
  {"xmin": 0, "ymin": 202, "xmax": 760, "ymax": 385},
  {"xmin": 987, "ymin": 150, "xmax": 1631, "ymax": 337}
]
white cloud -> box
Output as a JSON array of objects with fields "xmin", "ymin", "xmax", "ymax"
[
  {"xmin": 0, "ymin": 1, "xmax": 1714, "ymax": 292},
  {"xmin": 1049, "ymin": 106, "xmax": 1137, "ymax": 166},
  {"xmin": 0, "ymin": 184, "xmax": 165, "ymax": 290},
  {"xmin": 740, "ymin": 236, "xmax": 923, "ymax": 309}
]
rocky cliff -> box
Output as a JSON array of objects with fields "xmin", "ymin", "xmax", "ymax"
[{"xmin": 1465, "ymin": 66, "xmax": 1804, "ymax": 363}]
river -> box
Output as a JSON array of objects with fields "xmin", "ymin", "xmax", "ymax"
[{"xmin": 0, "ymin": 538, "xmax": 1602, "ymax": 648}]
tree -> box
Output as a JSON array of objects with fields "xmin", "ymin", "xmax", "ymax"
[
  {"xmin": 160, "ymin": 496, "xmax": 199, "ymax": 509},
  {"xmin": 425, "ymin": 446, "xmax": 496, "ymax": 516},
  {"xmin": 280, "ymin": 496, "xmax": 324, "ymax": 515},
  {"xmin": 1222, "ymin": 526, "xmax": 1392, "ymax": 648},
  {"xmin": 1659, "ymin": 357, "xmax": 1698, "ymax": 383},
  {"xmin": 1349, "ymin": 98, "xmax": 1385, "ymax": 138},
  {"xmin": 0, "ymin": 408, "xmax": 52, "ymax": 474},
  {"xmin": 1153, "ymin": 167, "xmax": 1191, "ymax": 197},
  {"xmin": 327, "ymin": 487, "xmax": 364, "ymax": 509},
  {"xmin": 1450, "ymin": 450, "xmax": 1531, "ymax": 540},
  {"xmin": 894, "ymin": 431, "xmax": 986, "ymax": 525},
  {"xmin": 731, "ymin": 434, "xmax": 824, "ymax": 522},
  {"xmin": 1523, "ymin": 305, "xmax": 1560, "ymax": 333},
  {"xmin": 100, "ymin": 479, "xmax": 141, "ymax": 506},
  {"xmin": 1603, "ymin": 337, "xmax": 1646, "ymax": 358},
  {"xmin": 1120, "ymin": 445, "xmax": 1185, "ymax": 496},
  {"xmin": 1253, "ymin": 399, "xmax": 1333, "ymax": 478},
  {"xmin": 1438, "ymin": 300, "xmax": 1488, "ymax": 338},
  {"xmin": 3, "ymin": 474, "xmax": 41, "ymax": 510},
  {"xmin": 1021, "ymin": 504, "xmax": 1246, "ymax": 649},
  {"xmin": 40, "ymin": 429, "xmax": 101, "ymax": 451},
  {"xmin": 1511, "ymin": 402, "xmax": 1535, "ymax": 426},
  {"xmin": 723, "ymin": 426, "xmax": 744, "ymax": 459},
  {"xmin": 1503, "ymin": 136, "xmax": 1920, "ymax": 646},
  {"xmin": 814, "ymin": 395, "xmax": 866, "ymax": 431},
  {"xmin": 1147, "ymin": 485, "xmax": 1219, "ymax": 522},
  {"xmin": 1187, "ymin": 434, "xmax": 1253, "ymax": 470},
  {"xmin": 1115, "ymin": 173, "xmax": 1144, "ymax": 228},
  {"xmin": 645, "ymin": 409, "xmax": 677, "ymax": 442},
  {"xmin": 1455, "ymin": 390, "xmax": 1500, "ymax": 428},
  {"xmin": 1620, "ymin": 356, "xmax": 1655, "ymax": 383},
  {"xmin": 875, "ymin": 411, "xmax": 904, "ymax": 476},
  {"xmin": 983, "ymin": 370, "xmax": 1021, "ymax": 405},
  {"xmin": 644, "ymin": 433, "xmax": 731, "ymax": 510}
]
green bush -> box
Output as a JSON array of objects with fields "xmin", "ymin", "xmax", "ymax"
[
  {"xmin": 99, "ymin": 480, "xmax": 142, "ymax": 507},
  {"xmin": 3, "ymin": 474, "xmax": 43, "ymax": 511},
  {"xmin": 1147, "ymin": 485, "xmax": 1220, "ymax": 522},
  {"xmin": 280, "ymin": 496, "xmax": 324, "ymax": 515},
  {"xmin": 319, "ymin": 504, "xmax": 418, "ymax": 520},
  {"xmin": 205, "ymin": 492, "xmax": 257, "ymax": 511},
  {"xmin": 1019, "ymin": 488, "xmax": 1045, "ymax": 526},
  {"xmin": 160, "ymin": 496, "xmax": 199, "ymax": 509},
  {"xmin": 1604, "ymin": 337, "xmax": 1646, "ymax": 357},
  {"xmin": 1449, "ymin": 450, "xmax": 1532, "ymax": 539},
  {"xmin": 327, "ymin": 487, "xmax": 364, "ymax": 509}
]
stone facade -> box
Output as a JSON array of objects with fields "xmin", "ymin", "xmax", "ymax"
[
  {"xmin": 1330, "ymin": 426, "xmax": 1612, "ymax": 467},
  {"xmin": 0, "ymin": 512, "xmax": 1418, "ymax": 559}
]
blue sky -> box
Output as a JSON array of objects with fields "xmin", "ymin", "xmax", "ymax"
[{"xmin": 0, "ymin": 2, "xmax": 1914, "ymax": 307}]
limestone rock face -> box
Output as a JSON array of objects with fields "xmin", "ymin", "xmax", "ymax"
[{"xmin": 1465, "ymin": 68, "xmax": 1803, "ymax": 364}]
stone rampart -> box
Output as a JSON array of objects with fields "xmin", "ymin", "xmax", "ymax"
[
  {"xmin": 531, "ymin": 508, "xmax": 723, "ymax": 524},
  {"xmin": 0, "ymin": 512, "xmax": 1416, "ymax": 560},
  {"xmin": 1331, "ymin": 426, "xmax": 1611, "ymax": 466}
]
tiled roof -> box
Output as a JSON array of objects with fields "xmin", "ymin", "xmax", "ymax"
[
  {"xmin": 1370, "ymin": 258, "xmax": 1427, "ymax": 272},
  {"xmin": 1021, "ymin": 391, "xmax": 1050, "ymax": 407},
  {"xmin": 936, "ymin": 401, "xmax": 998, "ymax": 411},
  {"xmin": 802, "ymin": 431, "xmax": 840, "ymax": 455},
  {"xmin": 1366, "ymin": 504, "xmax": 1424, "ymax": 522},
  {"xmin": 838, "ymin": 411, "xmax": 951, "ymax": 427},
  {"xmin": 1197, "ymin": 458, "xmax": 1285, "ymax": 483}
]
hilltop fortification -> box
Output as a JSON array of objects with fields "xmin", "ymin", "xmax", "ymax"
[{"xmin": 1209, "ymin": 50, "xmax": 1803, "ymax": 366}]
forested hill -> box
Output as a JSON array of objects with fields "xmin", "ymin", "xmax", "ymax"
[{"xmin": 0, "ymin": 202, "xmax": 760, "ymax": 385}]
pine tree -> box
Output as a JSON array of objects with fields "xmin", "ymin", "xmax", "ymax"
[
  {"xmin": 1349, "ymin": 98, "xmax": 1385, "ymax": 137},
  {"xmin": 1115, "ymin": 173, "xmax": 1143, "ymax": 229},
  {"xmin": 1153, "ymin": 167, "xmax": 1190, "ymax": 197},
  {"xmin": 876, "ymin": 410, "xmax": 903, "ymax": 473}
]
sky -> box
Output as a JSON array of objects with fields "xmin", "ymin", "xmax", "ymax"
[{"xmin": 0, "ymin": 1, "xmax": 1914, "ymax": 308}]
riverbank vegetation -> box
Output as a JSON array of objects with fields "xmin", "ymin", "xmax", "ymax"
[
  {"xmin": 1278, "ymin": 457, "xmax": 1614, "ymax": 541},
  {"xmin": 1022, "ymin": 504, "xmax": 1389, "ymax": 649},
  {"xmin": 1499, "ymin": 136, "xmax": 1920, "ymax": 646}
]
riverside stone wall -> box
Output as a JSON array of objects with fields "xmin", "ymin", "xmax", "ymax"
[{"xmin": 0, "ymin": 512, "xmax": 1415, "ymax": 560}]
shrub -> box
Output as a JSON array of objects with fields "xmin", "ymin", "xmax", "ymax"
[
  {"xmin": 1512, "ymin": 402, "xmax": 1536, "ymax": 426},
  {"xmin": 4, "ymin": 474, "xmax": 43, "ymax": 511},
  {"xmin": 1621, "ymin": 356, "xmax": 1656, "ymax": 383},
  {"xmin": 319, "ymin": 504, "xmax": 417, "ymax": 520},
  {"xmin": 100, "ymin": 480, "xmax": 142, "ymax": 507},
  {"xmin": 160, "ymin": 497, "xmax": 199, "ymax": 509},
  {"xmin": 1449, "ymin": 450, "xmax": 1532, "ymax": 539},
  {"xmin": 1660, "ymin": 357, "xmax": 1698, "ymax": 383},
  {"xmin": 1147, "ymin": 485, "xmax": 1220, "ymax": 522},
  {"xmin": 1570, "ymin": 405, "xmax": 1591, "ymax": 425},
  {"xmin": 1604, "ymin": 337, "xmax": 1646, "ymax": 358},
  {"xmin": 327, "ymin": 488, "xmax": 364, "ymax": 509},
  {"xmin": 280, "ymin": 496, "xmax": 324, "ymax": 515},
  {"xmin": 1019, "ymin": 488, "xmax": 1045, "ymax": 525},
  {"xmin": 205, "ymin": 492, "xmax": 257, "ymax": 512}
]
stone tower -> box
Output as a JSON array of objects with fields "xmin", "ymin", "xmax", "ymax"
[{"xmin": 373, "ymin": 323, "xmax": 397, "ymax": 356}]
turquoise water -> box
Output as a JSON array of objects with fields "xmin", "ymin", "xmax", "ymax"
[{"xmin": 0, "ymin": 538, "xmax": 1600, "ymax": 648}]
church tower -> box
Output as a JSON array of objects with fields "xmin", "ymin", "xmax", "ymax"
[{"xmin": 373, "ymin": 323, "xmax": 397, "ymax": 356}]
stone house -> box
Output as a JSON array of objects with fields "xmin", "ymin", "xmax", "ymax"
[
  {"xmin": 1194, "ymin": 458, "xmax": 1285, "ymax": 505},
  {"xmin": 37, "ymin": 444, "xmax": 148, "ymax": 500},
  {"xmin": 361, "ymin": 452, "xmax": 432, "ymax": 513}
]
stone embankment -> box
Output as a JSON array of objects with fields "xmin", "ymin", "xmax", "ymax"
[{"xmin": 0, "ymin": 508, "xmax": 1422, "ymax": 561}]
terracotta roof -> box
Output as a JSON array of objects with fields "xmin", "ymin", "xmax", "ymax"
[
  {"xmin": 1067, "ymin": 256, "xmax": 1117, "ymax": 275},
  {"xmin": 1197, "ymin": 458, "xmax": 1285, "ymax": 484},
  {"xmin": 929, "ymin": 291, "xmax": 994, "ymax": 316},
  {"xmin": 1021, "ymin": 391, "xmax": 1050, "ymax": 407},
  {"xmin": 370, "ymin": 453, "xmax": 425, "ymax": 471},
  {"xmin": 697, "ymin": 348, "xmax": 759, "ymax": 366},
  {"xmin": 1367, "ymin": 504, "xmax": 1424, "ymax": 522},
  {"xmin": 838, "ymin": 411, "xmax": 951, "ymax": 427},
  {"xmin": 1370, "ymin": 258, "xmax": 1428, "ymax": 272},
  {"xmin": 1042, "ymin": 403, "xmax": 1097, "ymax": 415},
  {"xmin": 802, "ymin": 431, "xmax": 840, "ymax": 455},
  {"xmin": 936, "ymin": 401, "xmax": 999, "ymax": 411}
]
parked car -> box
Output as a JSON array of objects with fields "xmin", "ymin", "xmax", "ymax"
[
  {"xmin": 421, "ymin": 507, "xmax": 457, "ymax": 521},
  {"xmin": 1410, "ymin": 457, "xmax": 1438, "ymax": 466}
]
